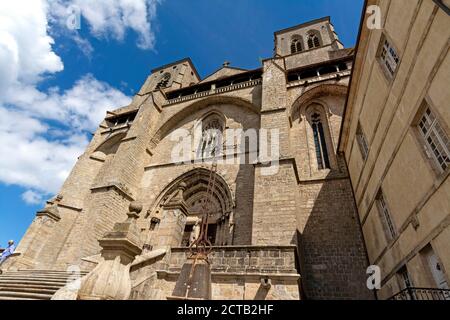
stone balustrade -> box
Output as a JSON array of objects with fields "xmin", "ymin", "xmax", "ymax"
[
  {"xmin": 168, "ymin": 245, "xmax": 299, "ymax": 276},
  {"xmin": 286, "ymin": 69, "xmax": 351, "ymax": 88},
  {"xmin": 165, "ymin": 79, "xmax": 262, "ymax": 105}
]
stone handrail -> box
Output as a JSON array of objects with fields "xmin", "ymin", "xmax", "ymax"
[{"xmin": 287, "ymin": 69, "xmax": 351, "ymax": 88}]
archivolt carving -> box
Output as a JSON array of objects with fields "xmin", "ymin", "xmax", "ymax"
[{"xmin": 147, "ymin": 168, "xmax": 235, "ymax": 219}]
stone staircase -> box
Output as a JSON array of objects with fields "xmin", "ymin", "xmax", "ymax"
[{"xmin": 0, "ymin": 270, "xmax": 88, "ymax": 300}]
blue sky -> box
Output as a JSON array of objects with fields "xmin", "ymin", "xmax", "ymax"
[{"xmin": 0, "ymin": 0, "xmax": 364, "ymax": 247}]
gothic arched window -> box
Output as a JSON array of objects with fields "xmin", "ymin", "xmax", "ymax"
[
  {"xmin": 307, "ymin": 32, "xmax": 321, "ymax": 49},
  {"xmin": 290, "ymin": 36, "xmax": 303, "ymax": 54},
  {"xmin": 311, "ymin": 112, "xmax": 330, "ymax": 170},
  {"xmin": 198, "ymin": 115, "xmax": 224, "ymax": 159}
]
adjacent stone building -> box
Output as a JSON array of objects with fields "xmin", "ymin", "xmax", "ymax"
[
  {"xmin": 2, "ymin": 17, "xmax": 374, "ymax": 300},
  {"xmin": 339, "ymin": 0, "xmax": 450, "ymax": 299}
]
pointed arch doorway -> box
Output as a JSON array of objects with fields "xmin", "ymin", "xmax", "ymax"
[{"xmin": 145, "ymin": 168, "xmax": 235, "ymax": 249}]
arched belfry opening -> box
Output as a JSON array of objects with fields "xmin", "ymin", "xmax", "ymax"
[
  {"xmin": 144, "ymin": 168, "xmax": 234, "ymax": 250},
  {"xmin": 307, "ymin": 30, "xmax": 322, "ymax": 49},
  {"xmin": 290, "ymin": 35, "xmax": 304, "ymax": 54}
]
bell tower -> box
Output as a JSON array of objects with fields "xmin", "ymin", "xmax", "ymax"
[
  {"xmin": 274, "ymin": 16, "xmax": 344, "ymax": 57},
  {"xmin": 273, "ymin": 16, "xmax": 345, "ymax": 70},
  {"xmin": 138, "ymin": 58, "xmax": 201, "ymax": 95}
]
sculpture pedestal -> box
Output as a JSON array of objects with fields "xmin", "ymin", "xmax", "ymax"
[{"xmin": 77, "ymin": 202, "xmax": 143, "ymax": 300}]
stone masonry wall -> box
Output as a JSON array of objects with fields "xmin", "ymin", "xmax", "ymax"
[
  {"xmin": 9, "ymin": 17, "xmax": 376, "ymax": 301},
  {"xmin": 298, "ymin": 176, "xmax": 373, "ymax": 299},
  {"xmin": 130, "ymin": 246, "xmax": 301, "ymax": 300}
]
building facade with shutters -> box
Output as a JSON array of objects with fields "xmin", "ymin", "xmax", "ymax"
[{"xmin": 339, "ymin": 0, "xmax": 450, "ymax": 300}]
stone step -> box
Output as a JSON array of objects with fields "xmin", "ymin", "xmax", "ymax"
[
  {"xmin": 1, "ymin": 272, "xmax": 76, "ymax": 277},
  {"xmin": 0, "ymin": 291, "xmax": 52, "ymax": 300},
  {"xmin": 0, "ymin": 296, "xmax": 36, "ymax": 300},
  {"xmin": 0, "ymin": 278, "xmax": 69, "ymax": 287},
  {"xmin": 0, "ymin": 277, "xmax": 69, "ymax": 283},
  {"xmin": 5, "ymin": 271, "xmax": 88, "ymax": 276},
  {"xmin": 3, "ymin": 273, "xmax": 83, "ymax": 278},
  {"xmin": 0, "ymin": 286, "xmax": 57, "ymax": 295},
  {"xmin": 0, "ymin": 269, "xmax": 87, "ymax": 300},
  {"xmin": 10, "ymin": 269, "xmax": 89, "ymax": 273},
  {"xmin": 0, "ymin": 274, "xmax": 77, "ymax": 281},
  {"xmin": 0, "ymin": 283, "xmax": 62, "ymax": 291}
]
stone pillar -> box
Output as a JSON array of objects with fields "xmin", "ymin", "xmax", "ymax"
[
  {"xmin": 153, "ymin": 182, "xmax": 189, "ymax": 250},
  {"xmin": 228, "ymin": 211, "xmax": 235, "ymax": 245},
  {"xmin": 251, "ymin": 58, "xmax": 299, "ymax": 245},
  {"xmin": 216, "ymin": 215, "xmax": 229, "ymax": 246},
  {"xmin": 77, "ymin": 202, "xmax": 143, "ymax": 300},
  {"xmin": 215, "ymin": 219, "xmax": 223, "ymax": 245},
  {"xmin": 5, "ymin": 197, "xmax": 62, "ymax": 270}
]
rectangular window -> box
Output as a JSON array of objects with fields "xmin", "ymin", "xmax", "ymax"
[
  {"xmin": 376, "ymin": 189, "xmax": 396, "ymax": 241},
  {"xmin": 396, "ymin": 266, "xmax": 416, "ymax": 299},
  {"xmin": 378, "ymin": 35, "xmax": 399, "ymax": 78},
  {"xmin": 397, "ymin": 266, "xmax": 413, "ymax": 289},
  {"xmin": 417, "ymin": 106, "xmax": 450, "ymax": 173},
  {"xmin": 356, "ymin": 123, "xmax": 369, "ymax": 160}
]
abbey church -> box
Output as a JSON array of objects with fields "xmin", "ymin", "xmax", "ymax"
[{"xmin": 1, "ymin": 0, "xmax": 448, "ymax": 301}]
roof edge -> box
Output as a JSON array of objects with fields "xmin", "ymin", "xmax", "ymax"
[
  {"xmin": 274, "ymin": 16, "xmax": 331, "ymax": 35},
  {"xmin": 201, "ymin": 65, "xmax": 249, "ymax": 83},
  {"xmin": 151, "ymin": 57, "xmax": 201, "ymax": 81},
  {"xmin": 337, "ymin": 0, "xmax": 370, "ymax": 153}
]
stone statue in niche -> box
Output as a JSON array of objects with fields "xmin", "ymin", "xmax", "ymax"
[{"xmin": 189, "ymin": 219, "xmax": 201, "ymax": 245}]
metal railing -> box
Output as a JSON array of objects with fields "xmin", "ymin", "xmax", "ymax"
[{"xmin": 389, "ymin": 287, "xmax": 450, "ymax": 300}]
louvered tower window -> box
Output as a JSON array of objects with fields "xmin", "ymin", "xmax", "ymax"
[
  {"xmin": 290, "ymin": 38, "xmax": 303, "ymax": 54},
  {"xmin": 307, "ymin": 33, "xmax": 321, "ymax": 49}
]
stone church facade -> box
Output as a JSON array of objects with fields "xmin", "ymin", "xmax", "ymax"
[{"xmin": 2, "ymin": 17, "xmax": 374, "ymax": 300}]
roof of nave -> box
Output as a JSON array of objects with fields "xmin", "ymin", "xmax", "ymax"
[{"xmin": 199, "ymin": 64, "xmax": 249, "ymax": 84}]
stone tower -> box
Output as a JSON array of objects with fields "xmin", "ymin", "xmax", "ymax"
[{"xmin": 2, "ymin": 17, "xmax": 373, "ymax": 300}]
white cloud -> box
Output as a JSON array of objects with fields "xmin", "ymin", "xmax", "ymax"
[
  {"xmin": 0, "ymin": 76, "xmax": 131, "ymax": 200},
  {"xmin": 5, "ymin": 74, "xmax": 131, "ymax": 132},
  {"xmin": 49, "ymin": 0, "xmax": 161, "ymax": 50},
  {"xmin": 0, "ymin": 0, "xmax": 133, "ymax": 205},
  {"xmin": 0, "ymin": 1, "xmax": 64, "ymax": 95},
  {"xmin": 72, "ymin": 34, "xmax": 94, "ymax": 57},
  {"xmin": 0, "ymin": 106, "xmax": 87, "ymax": 194},
  {"xmin": 22, "ymin": 190, "xmax": 46, "ymax": 205}
]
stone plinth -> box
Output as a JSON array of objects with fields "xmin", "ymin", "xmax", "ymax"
[{"xmin": 77, "ymin": 202, "xmax": 143, "ymax": 300}]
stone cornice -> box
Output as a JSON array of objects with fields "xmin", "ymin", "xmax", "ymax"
[
  {"xmin": 90, "ymin": 183, "xmax": 135, "ymax": 201},
  {"xmin": 171, "ymin": 244, "xmax": 297, "ymax": 251},
  {"xmin": 158, "ymin": 270, "xmax": 300, "ymax": 282}
]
